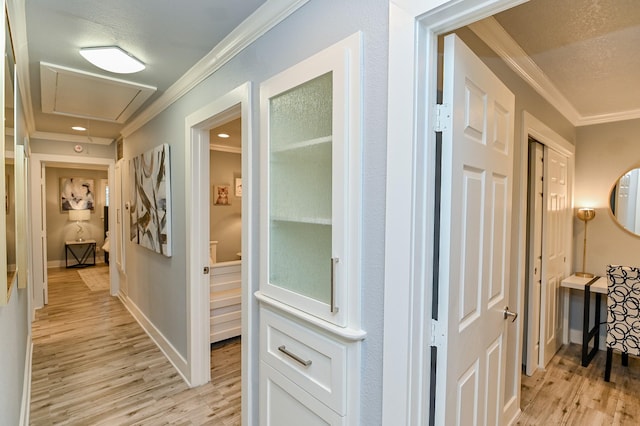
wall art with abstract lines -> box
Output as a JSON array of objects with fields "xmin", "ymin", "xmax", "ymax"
[{"xmin": 130, "ymin": 143, "xmax": 172, "ymax": 257}]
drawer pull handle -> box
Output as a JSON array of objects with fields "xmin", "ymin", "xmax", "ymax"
[{"xmin": 278, "ymin": 345, "xmax": 312, "ymax": 367}]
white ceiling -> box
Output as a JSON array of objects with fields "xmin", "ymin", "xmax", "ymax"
[{"xmin": 15, "ymin": 0, "xmax": 640, "ymax": 145}]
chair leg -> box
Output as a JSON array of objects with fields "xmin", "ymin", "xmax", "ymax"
[
  {"xmin": 622, "ymin": 352, "xmax": 629, "ymax": 366},
  {"xmin": 605, "ymin": 347, "xmax": 613, "ymax": 382}
]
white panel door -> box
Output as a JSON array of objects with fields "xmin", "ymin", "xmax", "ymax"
[
  {"xmin": 540, "ymin": 147, "xmax": 568, "ymax": 366},
  {"xmin": 435, "ymin": 34, "xmax": 515, "ymax": 425},
  {"xmin": 525, "ymin": 142, "xmax": 543, "ymax": 376}
]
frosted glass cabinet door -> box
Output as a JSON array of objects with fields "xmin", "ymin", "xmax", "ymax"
[
  {"xmin": 269, "ymin": 72, "xmax": 333, "ymax": 304},
  {"xmin": 260, "ymin": 33, "xmax": 361, "ymax": 327}
]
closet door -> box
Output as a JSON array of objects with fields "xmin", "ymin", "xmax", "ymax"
[{"xmin": 540, "ymin": 146, "xmax": 569, "ymax": 366}]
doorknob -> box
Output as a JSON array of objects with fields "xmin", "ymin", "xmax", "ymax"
[{"xmin": 503, "ymin": 307, "xmax": 518, "ymax": 322}]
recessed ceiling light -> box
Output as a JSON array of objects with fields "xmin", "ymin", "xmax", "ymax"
[
  {"xmin": 72, "ymin": 126, "xmax": 87, "ymax": 131},
  {"xmin": 79, "ymin": 46, "xmax": 145, "ymax": 74},
  {"xmin": 217, "ymin": 133, "xmax": 230, "ymax": 138}
]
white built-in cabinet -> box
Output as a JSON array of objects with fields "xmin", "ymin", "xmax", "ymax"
[{"xmin": 256, "ymin": 32, "xmax": 365, "ymax": 425}]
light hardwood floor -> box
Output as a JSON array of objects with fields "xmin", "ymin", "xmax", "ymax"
[
  {"xmin": 30, "ymin": 267, "xmax": 241, "ymax": 425},
  {"xmin": 516, "ymin": 343, "xmax": 640, "ymax": 425}
]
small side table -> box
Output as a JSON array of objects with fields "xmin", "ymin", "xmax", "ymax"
[
  {"xmin": 560, "ymin": 274, "xmax": 607, "ymax": 367},
  {"xmin": 65, "ymin": 240, "xmax": 96, "ymax": 268}
]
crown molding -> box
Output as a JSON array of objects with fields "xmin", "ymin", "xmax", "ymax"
[
  {"xmin": 469, "ymin": 17, "xmax": 640, "ymax": 127},
  {"xmin": 469, "ymin": 17, "xmax": 581, "ymax": 126},
  {"xmin": 31, "ymin": 131, "xmax": 113, "ymax": 145},
  {"xmin": 121, "ymin": 0, "xmax": 310, "ymax": 138},
  {"xmin": 574, "ymin": 108, "xmax": 640, "ymax": 127}
]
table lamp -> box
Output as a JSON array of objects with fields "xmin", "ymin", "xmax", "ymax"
[
  {"xmin": 68, "ymin": 209, "xmax": 91, "ymax": 241},
  {"xmin": 576, "ymin": 207, "xmax": 596, "ymax": 278}
]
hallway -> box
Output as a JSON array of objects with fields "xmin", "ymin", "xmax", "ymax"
[{"xmin": 29, "ymin": 267, "xmax": 241, "ymax": 425}]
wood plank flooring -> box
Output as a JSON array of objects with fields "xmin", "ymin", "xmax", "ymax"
[
  {"xmin": 516, "ymin": 343, "xmax": 640, "ymax": 425},
  {"xmin": 30, "ymin": 267, "xmax": 241, "ymax": 425}
]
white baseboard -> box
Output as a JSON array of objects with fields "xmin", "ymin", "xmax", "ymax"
[
  {"xmin": 506, "ymin": 408, "xmax": 521, "ymax": 426},
  {"xmin": 19, "ymin": 336, "xmax": 32, "ymax": 426},
  {"xmin": 117, "ymin": 292, "xmax": 191, "ymax": 386},
  {"xmin": 504, "ymin": 394, "xmax": 521, "ymax": 425}
]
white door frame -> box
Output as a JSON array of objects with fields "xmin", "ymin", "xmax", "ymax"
[
  {"xmin": 29, "ymin": 152, "xmax": 117, "ymax": 310},
  {"xmin": 184, "ymin": 82, "xmax": 256, "ymax": 425},
  {"xmin": 383, "ymin": 0, "xmax": 530, "ymax": 424}
]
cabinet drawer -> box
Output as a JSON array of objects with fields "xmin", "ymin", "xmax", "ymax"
[
  {"xmin": 260, "ymin": 307, "xmax": 347, "ymax": 415},
  {"xmin": 260, "ymin": 362, "xmax": 345, "ymax": 426}
]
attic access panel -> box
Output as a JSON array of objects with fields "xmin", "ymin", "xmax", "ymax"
[{"xmin": 40, "ymin": 62, "xmax": 156, "ymax": 123}]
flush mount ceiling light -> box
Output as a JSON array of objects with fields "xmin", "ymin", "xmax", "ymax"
[
  {"xmin": 79, "ymin": 46, "xmax": 145, "ymax": 74},
  {"xmin": 71, "ymin": 126, "xmax": 86, "ymax": 131},
  {"xmin": 217, "ymin": 133, "xmax": 230, "ymax": 138}
]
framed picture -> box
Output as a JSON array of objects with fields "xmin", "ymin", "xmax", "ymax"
[
  {"xmin": 235, "ymin": 177, "xmax": 242, "ymax": 197},
  {"xmin": 60, "ymin": 177, "xmax": 95, "ymax": 211},
  {"xmin": 214, "ymin": 184, "xmax": 231, "ymax": 206},
  {"xmin": 131, "ymin": 144, "xmax": 172, "ymax": 257}
]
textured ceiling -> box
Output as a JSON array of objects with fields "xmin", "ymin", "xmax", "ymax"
[
  {"xmin": 494, "ymin": 0, "xmax": 640, "ymax": 118},
  {"xmin": 25, "ymin": 0, "xmax": 266, "ymax": 140}
]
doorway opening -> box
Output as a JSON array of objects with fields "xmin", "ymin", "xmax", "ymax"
[
  {"xmin": 185, "ymin": 82, "xmax": 255, "ymax": 423},
  {"xmin": 383, "ymin": 0, "xmax": 582, "ymax": 423},
  {"xmin": 208, "ymin": 117, "xmax": 243, "ymax": 404},
  {"xmin": 29, "ymin": 153, "xmax": 116, "ymax": 310}
]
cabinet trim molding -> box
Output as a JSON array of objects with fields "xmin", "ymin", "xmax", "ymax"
[{"xmin": 255, "ymin": 291, "xmax": 366, "ymax": 342}]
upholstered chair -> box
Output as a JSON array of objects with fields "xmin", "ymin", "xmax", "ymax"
[{"xmin": 605, "ymin": 265, "xmax": 640, "ymax": 382}]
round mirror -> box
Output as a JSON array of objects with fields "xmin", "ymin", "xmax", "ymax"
[{"xmin": 610, "ymin": 168, "xmax": 640, "ymax": 236}]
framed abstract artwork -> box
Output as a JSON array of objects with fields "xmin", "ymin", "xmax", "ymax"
[{"xmin": 130, "ymin": 144, "xmax": 172, "ymax": 257}]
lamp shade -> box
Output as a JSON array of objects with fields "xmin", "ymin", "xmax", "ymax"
[
  {"xmin": 577, "ymin": 207, "xmax": 596, "ymax": 221},
  {"xmin": 68, "ymin": 209, "xmax": 90, "ymax": 222}
]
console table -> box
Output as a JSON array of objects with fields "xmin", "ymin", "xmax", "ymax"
[
  {"xmin": 560, "ymin": 274, "xmax": 607, "ymax": 367},
  {"xmin": 65, "ymin": 240, "xmax": 96, "ymax": 268}
]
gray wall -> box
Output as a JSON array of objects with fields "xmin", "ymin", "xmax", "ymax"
[
  {"xmin": 122, "ymin": 0, "xmax": 389, "ymax": 423},
  {"xmin": 0, "ymin": 75, "xmax": 29, "ymax": 424},
  {"xmin": 575, "ymin": 118, "xmax": 640, "ymax": 275},
  {"xmin": 210, "ymin": 150, "xmax": 241, "ymax": 262},
  {"xmin": 45, "ymin": 167, "xmax": 108, "ymax": 263},
  {"xmin": 30, "ymin": 138, "xmax": 115, "ymax": 159},
  {"xmin": 570, "ymin": 119, "xmax": 640, "ymax": 342},
  {"xmin": 0, "ymin": 283, "xmax": 29, "ymax": 425}
]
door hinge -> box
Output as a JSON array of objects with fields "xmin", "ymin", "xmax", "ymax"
[
  {"xmin": 434, "ymin": 103, "xmax": 451, "ymax": 132},
  {"xmin": 430, "ymin": 320, "xmax": 445, "ymax": 347}
]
